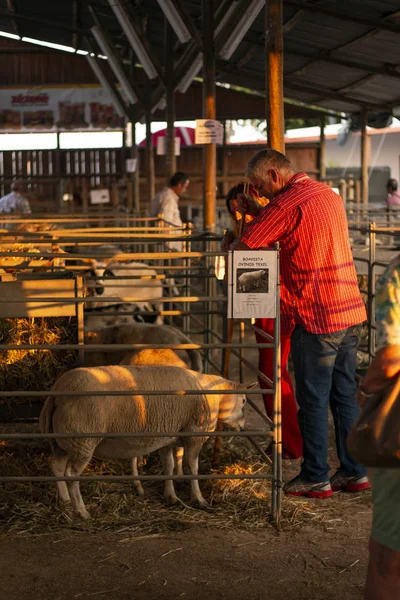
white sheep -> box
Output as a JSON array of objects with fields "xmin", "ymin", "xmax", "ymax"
[
  {"xmin": 85, "ymin": 261, "xmax": 164, "ymax": 329},
  {"xmin": 121, "ymin": 348, "xmax": 190, "ymax": 496},
  {"xmin": 39, "ymin": 366, "xmax": 247, "ymax": 519},
  {"xmin": 238, "ymin": 269, "xmax": 269, "ymax": 293},
  {"xmin": 85, "ymin": 322, "xmax": 203, "ymax": 373}
]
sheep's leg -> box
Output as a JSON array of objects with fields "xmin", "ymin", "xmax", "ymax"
[
  {"xmin": 185, "ymin": 440, "xmax": 208, "ymax": 508},
  {"xmin": 158, "ymin": 447, "xmax": 179, "ymax": 505},
  {"xmin": 173, "ymin": 446, "xmax": 184, "ymax": 478},
  {"xmin": 51, "ymin": 446, "xmax": 70, "ymax": 504},
  {"xmin": 65, "ymin": 456, "xmax": 92, "ymax": 519},
  {"xmin": 131, "ymin": 457, "xmax": 144, "ymax": 496}
]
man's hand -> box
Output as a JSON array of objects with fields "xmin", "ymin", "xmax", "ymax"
[
  {"xmin": 221, "ymin": 230, "xmax": 236, "ymax": 252},
  {"xmin": 230, "ymin": 238, "xmax": 249, "ymax": 250},
  {"xmin": 237, "ymin": 193, "xmax": 262, "ymax": 218}
]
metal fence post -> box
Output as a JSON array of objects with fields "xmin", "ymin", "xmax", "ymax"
[
  {"xmin": 367, "ymin": 222, "xmax": 376, "ymax": 359},
  {"xmin": 271, "ymin": 245, "xmax": 282, "ymax": 526}
]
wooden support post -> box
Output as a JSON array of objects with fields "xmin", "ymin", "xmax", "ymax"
[
  {"xmin": 146, "ymin": 100, "xmax": 155, "ymax": 210},
  {"xmin": 82, "ymin": 178, "xmax": 89, "ymax": 212},
  {"xmin": 361, "ymin": 108, "xmax": 370, "ymax": 207},
  {"xmin": 265, "ymin": 0, "xmax": 285, "ymax": 153},
  {"xmin": 319, "ymin": 116, "xmax": 326, "ymax": 180},
  {"xmin": 203, "ymin": 0, "xmax": 216, "ymax": 232},
  {"xmin": 166, "ymin": 22, "xmax": 176, "ymax": 178},
  {"xmin": 339, "ymin": 179, "xmax": 347, "ymax": 204},
  {"xmin": 132, "ymin": 121, "xmax": 140, "ymax": 213},
  {"xmin": 111, "ymin": 182, "xmax": 119, "ymax": 207},
  {"xmin": 221, "ymin": 120, "xmax": 229, "ymax": 197}
]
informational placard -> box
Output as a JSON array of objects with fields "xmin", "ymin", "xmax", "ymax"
[
  {"xmin": 0, "ymin": 86, "xmax": 125, "ymax": 131},
  {"xmin": 90, "ymin": 189, "xmax": 110, "ymax": 205},
  {"xmin": 156, "ymin": 136, "xmax": 181, "ymax": 156},
  {"xmin": 125, "ymin": 158, "xmax": 137, "ymax": 173},
  {"xmin": 227, "ymin": 250, "xmax": 278, "ymax": 318},
  {"xmin": 195, "ymin": 119, "xmax": 223, "ymax": 144}
]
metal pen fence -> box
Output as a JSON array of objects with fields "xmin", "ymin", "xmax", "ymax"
[{"xmin": 0, "ymin": 216, "xmax": 283, "ymax": 523}]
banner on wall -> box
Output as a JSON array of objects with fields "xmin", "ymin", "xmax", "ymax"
[{"xmin": 0, "ymin": 86, "xmax": 125, "ymax": 131}]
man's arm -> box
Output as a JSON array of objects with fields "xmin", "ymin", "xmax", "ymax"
[
  {"xmin": 240, "ymin": 204, "xmax": 288, "ymax": 249},
  {"xmin": 230, "ymin": 238, "xmax": 250, "ymax": 250}
]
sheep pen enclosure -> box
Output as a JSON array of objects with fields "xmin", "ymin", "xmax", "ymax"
[{"xmin": 0, "ymin": 214, "xmax": 384, "ymax": 600}]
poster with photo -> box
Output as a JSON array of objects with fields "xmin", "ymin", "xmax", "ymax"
[
  {"xmin": 0, "ymin": 86, "xmax": 125, "ymax": 131},
  {"xmin": 227, "ymin": 250, "xmax": 278, "ymax": 319}
]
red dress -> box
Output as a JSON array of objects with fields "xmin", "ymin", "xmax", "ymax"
[{"xmin": 255, "ymin": 318, "xmax": 303, "ymax": 459}]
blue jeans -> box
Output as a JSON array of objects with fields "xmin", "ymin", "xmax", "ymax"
[{"xmin": 291, "ymin": 324, "xmax": 367, "ymax": 482}]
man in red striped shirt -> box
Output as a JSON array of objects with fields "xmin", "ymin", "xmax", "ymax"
[{"xmin": 234, "ymin": 148, "xmax": 369, "ymax": 498}]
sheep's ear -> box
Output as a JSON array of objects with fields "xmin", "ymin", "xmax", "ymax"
[
  {"xmin": 245, "ymin": 381, "xmax": 259, "ymax": 390},
  {"xmin": 235, "ymin": 381, "xmax": 258, "ymax": 390}
]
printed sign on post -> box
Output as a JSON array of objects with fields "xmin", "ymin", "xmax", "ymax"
[
  {"xmin": 195, "ymin": 119, "xmax": 223, "ymax": 144},
  {"xmin": 227, "ymin": 250, "xmax": 278, "ymax": 318},
  {"xmin": 90, "ymin": 189, "xmax": 110, "ymax": 205},
  {"xmin": 125, "ymin": 158, "xmax": 137, "ymax": 173}
]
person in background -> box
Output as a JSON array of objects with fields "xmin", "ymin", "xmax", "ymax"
[
  {"xmin": 150, "ymin": 172, "xmax": 189, "ymax": 251},
  {"xmin": 233, "ymin": 148, "xmax": 369, "ymax": 498},
  {"xmin": 0, "ymin": 180, "xmax": 31, "ymax": 214},
  {"xmin": 222, "ymin": 182, "xmax": 303, "ymax": 459},
  {"xmin": 358, "ymin": 256, "xmax": 400, "ymax": 599},
  {"xmin": 386, "ymin": 178, "xmax": 400, "ymax": 207}
]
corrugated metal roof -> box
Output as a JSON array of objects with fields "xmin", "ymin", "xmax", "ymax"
[{"xmin": 0, "ymin": 0, "xmax": 398, "ymax": 115}]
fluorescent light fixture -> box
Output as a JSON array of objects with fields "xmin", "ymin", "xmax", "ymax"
[
  {"xmin": 86, "ymin": 54, "xmax": 126, "ymax": 117},
  {"xmin": 0, "ymin": 133, "xmax": 57, "ymax": 151},
  {"xmin": 219, "ymin": 0, "xmax": 264, "ymax": 60},
  {"xmin": 0, "ymin": 30, "xmax": 21, "ymax": 40},
  {"xmin": 176, "ymin": 52, "xmax": 202, "ymax": 93},
  {"xmin": 215, "ymin": 2, "xmax": 239, "ymax": 36},
  {"xmin": 76, "ymin": 49, "xmax": 89, "ymax": 56},
  {"xmin": 157, "ymin": 0, "xmax": 192, "ymax": 44},
  {"xmin": 97, "ymin": 54, "xmax": 108, "ymax": 60},
  {"xmin": 91, "ymin": 25, "xmax": 138, "ymax": 105},
  {"xmin": 108, "ymin": 0, "xmax": 158, "ymax": 79},
  {"xmin": 22, "ymin": 36, "xmax": 76, "ymax": 53},
  {"xmin": 59, "ymin": 131, "xmax": 123, "ymax": 150}
]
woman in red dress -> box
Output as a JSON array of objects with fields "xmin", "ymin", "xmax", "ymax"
[{"xmin": 222, "ymin": 182, "xmax": 303, "ymax": 459}]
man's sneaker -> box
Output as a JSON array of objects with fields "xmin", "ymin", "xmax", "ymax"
[
  {"xmin": 330, "ymin": 471, "xmax": 371, "ymax": 493},
  {"xmin": 284, "ymin": 475, "xmax": 333, "ymax": 499}
]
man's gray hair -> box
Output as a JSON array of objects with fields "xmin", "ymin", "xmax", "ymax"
[{"xmin": 246, "ymin": 149, "xmax": 294, "ymax": 179}]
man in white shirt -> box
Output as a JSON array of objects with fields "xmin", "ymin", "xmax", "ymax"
[
  {"xmin": 0, "ymin": 180, "xmax": 31, "ymax": 214},
  {"xmin": 150, "ymin": 172, "xmax": 189, "ymax": 251}
]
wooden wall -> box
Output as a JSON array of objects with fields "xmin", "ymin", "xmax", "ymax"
[{"xmin": 0, "ymin": 142, "xmax": 319, "ymax": 212}]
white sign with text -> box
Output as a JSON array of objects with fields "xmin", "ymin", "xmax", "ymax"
[
  {"xmin": 195, "ymin": 119, "xmax": 223, "ymax": 144},
  {"xmin": 227, "ymin": 250, "xmax": 278, "ymax": 319}
]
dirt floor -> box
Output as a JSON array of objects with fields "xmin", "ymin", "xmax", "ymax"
[
  {"xmin": 0, "ymin": 284, "xmax": 375, "ymax": 600},
  {"xmin": 0, "ymin": 395, "xmax": 373, "ymax": 600}
]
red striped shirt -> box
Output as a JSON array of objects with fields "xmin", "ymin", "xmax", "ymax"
[{"xmin": 241, "ymin": 173, "xmax": 366, "ymax": 335}]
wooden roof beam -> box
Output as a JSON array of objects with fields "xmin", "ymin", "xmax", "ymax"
[
  {"xmin": 284, "ymin": 1, "xmax": 400, "ymax": 34},
  {"xmin": 284, "ymin": 45, "xmax": 400, "ymax": 80},
  {"xmin": 242, "ymin": 30, "xmax": 400, "ymax": 80},
  {"xmin": 216, "ymin": 61, "xmax": 390, "ymax": 110},
  {"xmin": 285, "ymin": 79, "xmax": 390, "ymax": 110},
  {"xmin": 6, "ymin": 0, "xmax": 20, "ymax": 37}
]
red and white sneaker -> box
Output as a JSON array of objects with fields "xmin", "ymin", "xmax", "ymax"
[
  {"xmin": 284, "ymin": 475, "xmax": 333, "ymax": 499},
  {"xmin": 330, "ymin": 471, "xmax": 371, "ymax": 493}
]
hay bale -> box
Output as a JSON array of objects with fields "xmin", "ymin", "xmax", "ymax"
[{"xmin": 0, "ymin": 316, "xmax": 78, "ymax": 411}]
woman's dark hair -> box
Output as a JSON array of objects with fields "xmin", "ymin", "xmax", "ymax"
[
  {"xmin": 169, "ymin": 172, "xmax": 189, "ymax": 187},
  {"xmin": 226, "ymin": 183, "xmax": 246, "ymax": 215},
  {"xmin": 387, "ymin": 178, "xmax": 398, "ymax": 192}
]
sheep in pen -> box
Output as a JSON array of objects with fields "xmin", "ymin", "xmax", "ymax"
[{"xmin": 39, "ymin": 366, "xmax": 248, "ymax": 519}]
